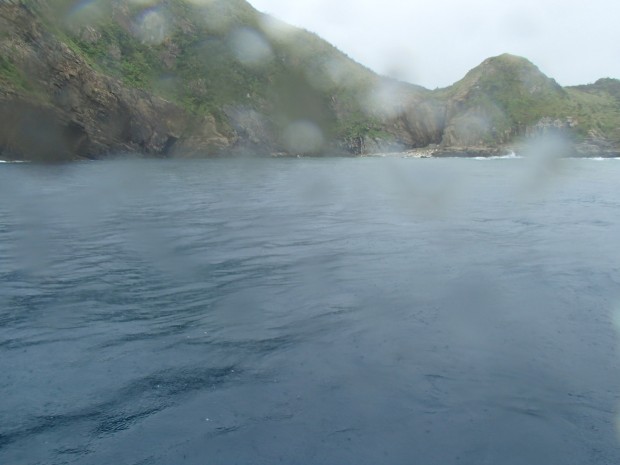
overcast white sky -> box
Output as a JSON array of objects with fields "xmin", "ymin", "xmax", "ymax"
[{"xmin": 248, "ymin": 0, "xmax": 620, "ymax": 89}]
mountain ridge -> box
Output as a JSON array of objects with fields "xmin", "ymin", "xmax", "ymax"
[{"xmin": 1, "ymin": 0, "xmax": 619, "ymax": 161}]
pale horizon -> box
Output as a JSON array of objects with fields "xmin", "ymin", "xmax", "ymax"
[{"xmin": 248, "ymin": 0, "xmax": 620, "ymax": 89}]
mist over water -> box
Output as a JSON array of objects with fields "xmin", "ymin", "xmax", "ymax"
[{"xmin": 1, "ymin": 157, "xmax": 620, "ymax": 464}]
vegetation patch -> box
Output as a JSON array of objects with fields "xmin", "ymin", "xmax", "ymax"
[{"xmin": 0, "ymin": 55, "xmax": 31, "ymax": 91}]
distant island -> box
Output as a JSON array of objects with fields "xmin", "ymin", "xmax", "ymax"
[{"xmin": 1, "ymin": 0, "xmax": 619, "ymax": 161}]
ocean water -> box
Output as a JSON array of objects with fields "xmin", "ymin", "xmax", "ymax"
[{"xmin": 1, "ymin": 157, "xmax": 620, "ymax": 465}]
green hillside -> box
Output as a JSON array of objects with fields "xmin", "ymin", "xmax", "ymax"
[
  {"xmin": 0, "ymin": 1, "xmax": 619, "ymax": 160},
  {"xmin": 21, "ymin": 0, "xmax": 393, "ymax": 146}
]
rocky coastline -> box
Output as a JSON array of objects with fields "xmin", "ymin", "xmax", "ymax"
[{"xmin": 1, "ymin": 1, "xmax": 619, "ymax": 162}]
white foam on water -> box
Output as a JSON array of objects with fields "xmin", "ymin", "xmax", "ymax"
[
  {"xmin": 493, "ymin": 151, "xmax": 521, "ymax": 159},
  {"xmin": 474, "ymin": 152, "xmax": 523, "ymax": 160}
]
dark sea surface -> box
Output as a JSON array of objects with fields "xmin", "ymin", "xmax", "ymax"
[{"xmin": 1, "ymin": 156, "xmax": 620, "ymax": 465}]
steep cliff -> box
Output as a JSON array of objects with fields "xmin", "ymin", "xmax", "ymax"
[{"xmin": 0, "ymin": 1, "xmax": 215, "ymax": 160}]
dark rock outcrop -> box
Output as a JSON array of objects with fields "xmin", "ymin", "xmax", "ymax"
[{"xmin": 0, "ymin": 1, "xmax": 224, "ymax": 160}]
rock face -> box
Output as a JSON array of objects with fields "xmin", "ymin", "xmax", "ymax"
[{"xmin": 1, "ymin": 2, "xmax": 619, "ymax": 160}]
